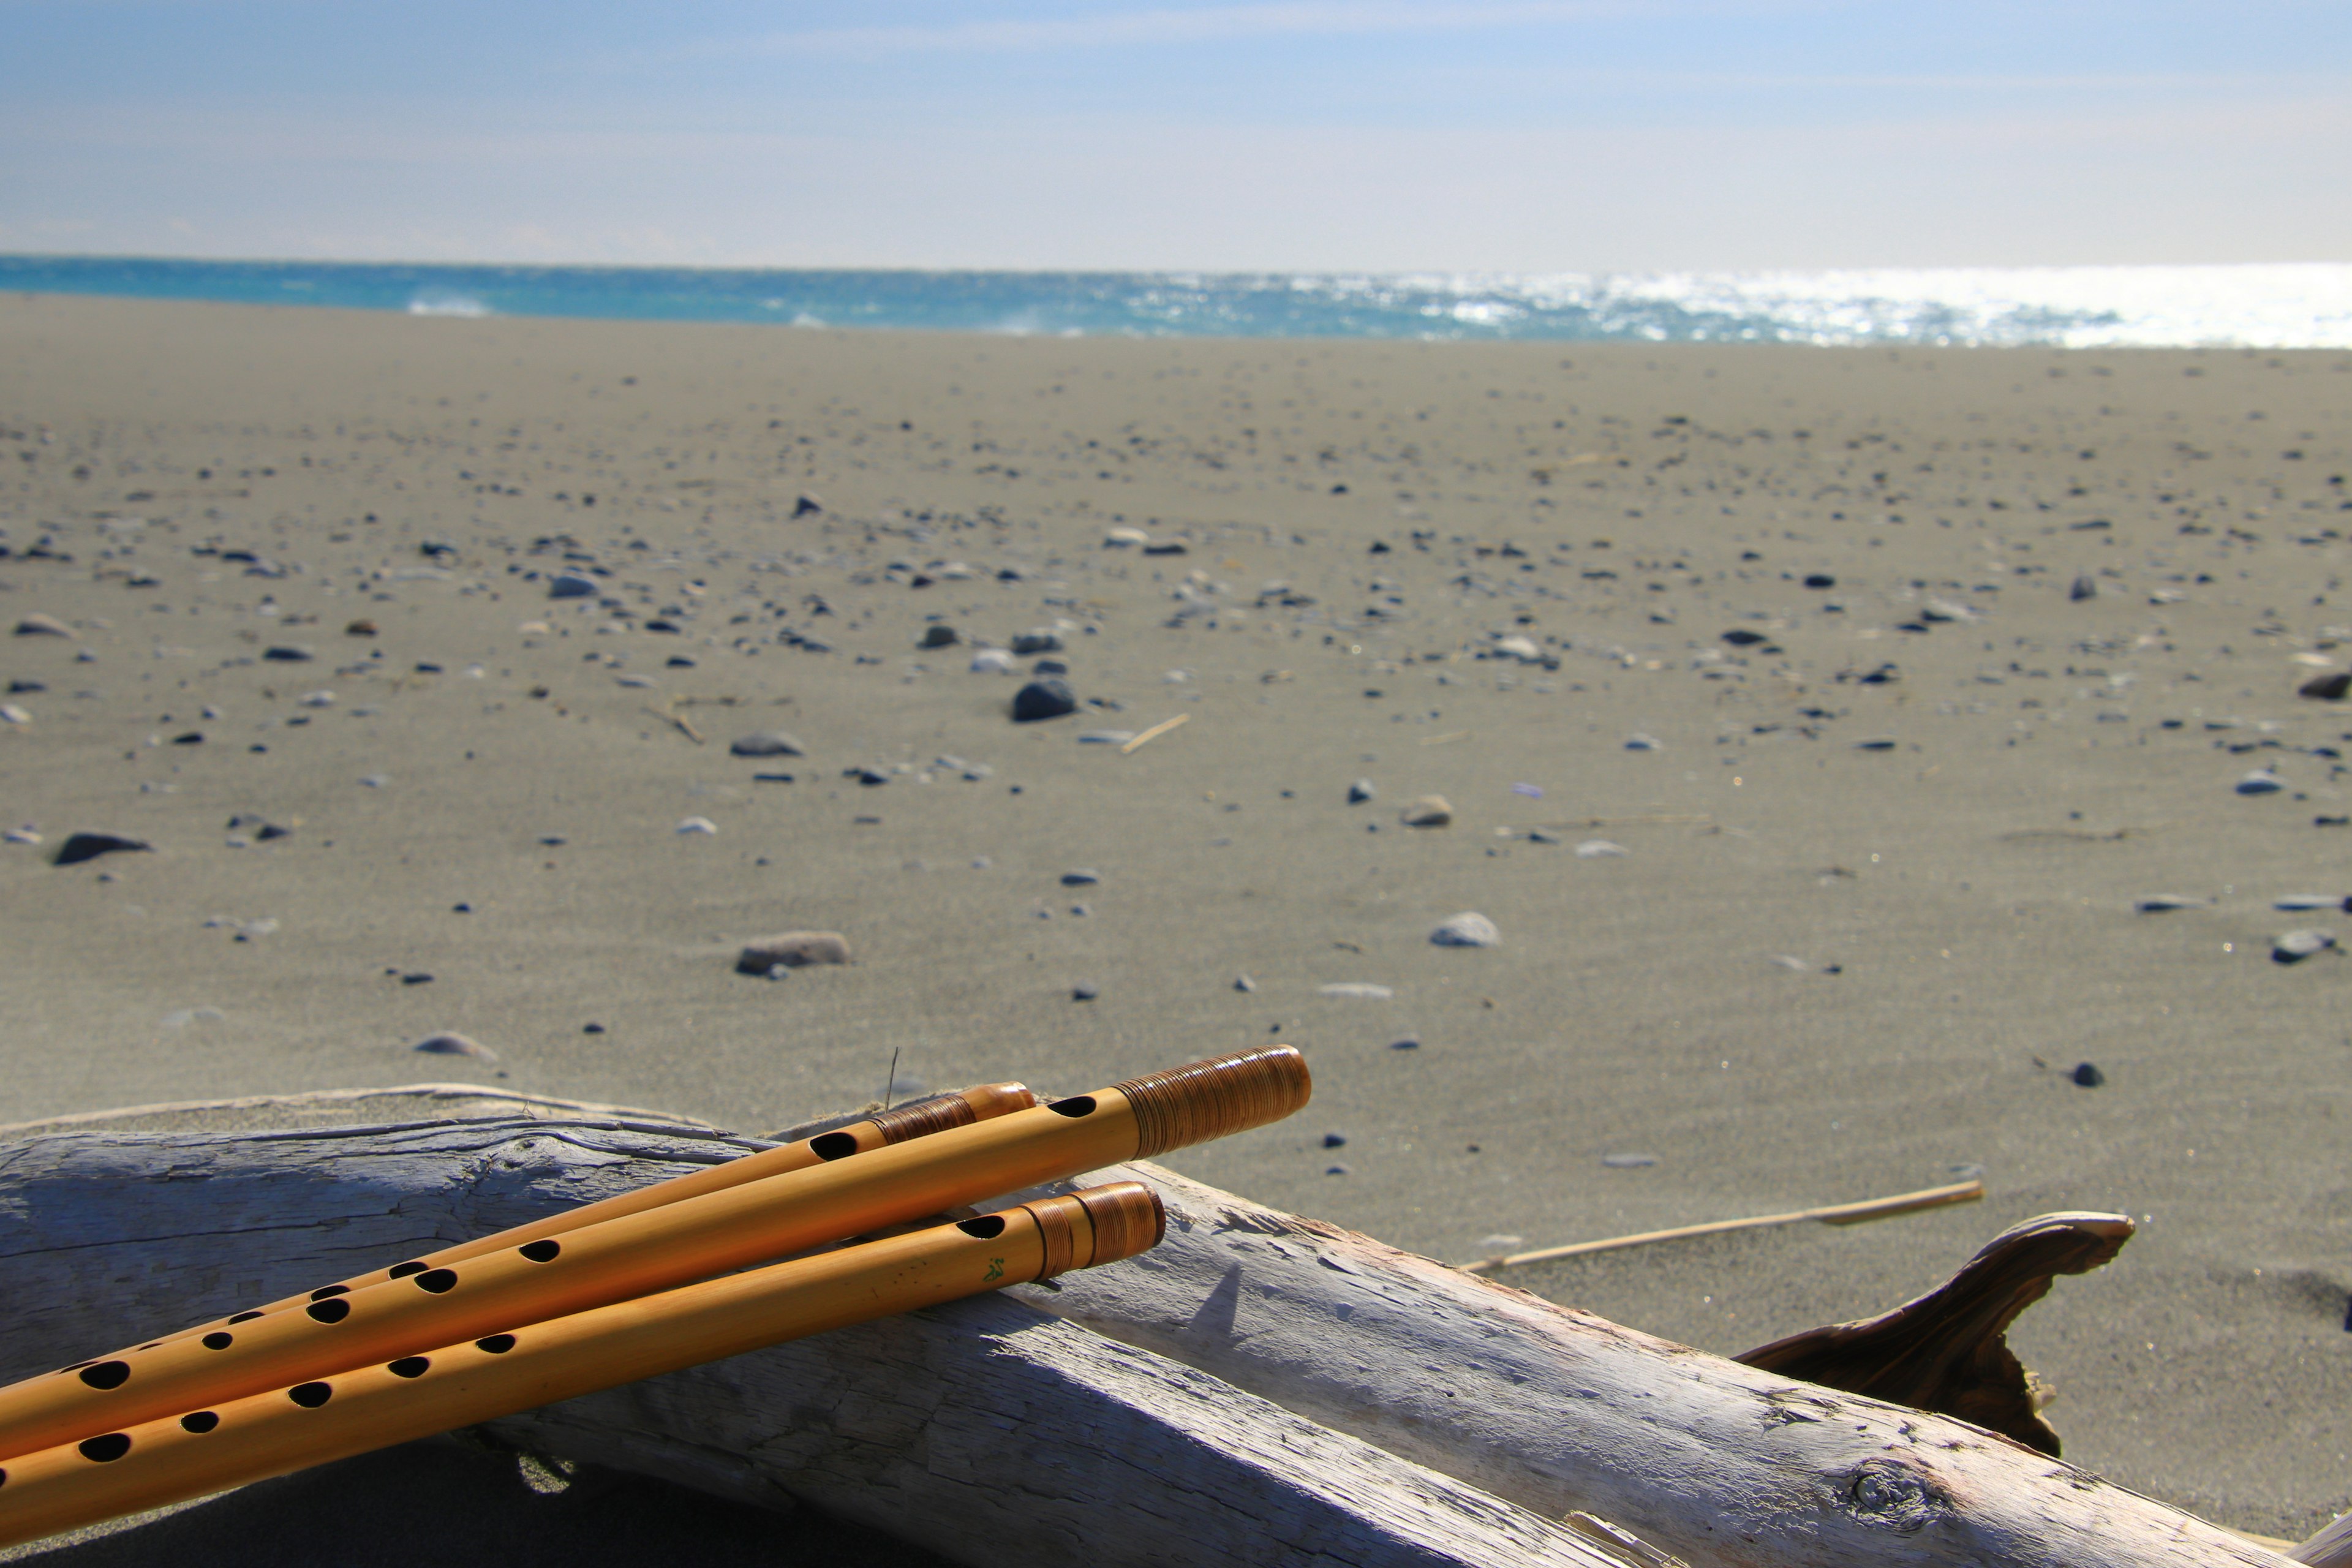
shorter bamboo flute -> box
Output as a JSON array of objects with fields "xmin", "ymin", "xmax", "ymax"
[
  {"xmin": 0, "ymin": 1182, "xmax": 1165, "ymax": 1551},
  {"xmin": 0, "ymin": 1046, "xmax": 1308, "ymax": 1461},
  {"xmin": 145, "ymin": 1082, "xmax": 1035, "ymax": 1350}
]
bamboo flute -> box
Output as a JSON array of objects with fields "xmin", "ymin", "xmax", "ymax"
[
  {"xmin": 0, "ymin": 1046, "xmax": 1308, "ymax": 1462},
  {"xmin": 143, "ymin": 1082, "xmax": 1036, "ymax": 1349},
  {"xmin": 0, "ymin": 1182, "xmax": 1166, "ymax": 1551}
]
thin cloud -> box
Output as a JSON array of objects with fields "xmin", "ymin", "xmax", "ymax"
[{"xmin": 742, "ymin": 2, "xmax": 1733, "ymax": 56}]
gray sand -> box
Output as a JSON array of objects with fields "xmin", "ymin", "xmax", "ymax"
[{"xmin": 2, "ymin": 295, "xmax": 2348, "ymax": 1538}]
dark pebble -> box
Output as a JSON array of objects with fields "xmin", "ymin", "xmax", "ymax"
[
  {"xmin": 1012, "ymin": 679, "xmax": 1077, "ymax": 723},
  {"xmin": 582, "ymin": 1022, "xmax": 605, "ymax": 1034},
  {"xmin": 919, "ymin": 624, "xmax": 959, "ymax": 648},
  {"xmin": 1072, "ymin": 983, "xmax": 1099, "ymax": 1001},
  {"xmin": 1322, "ymin": 1133, "xmax": 1347, "ymax": 1148},
  {"xmin": 262, "ymin": 645, "xmax": 315, "ymax": 662},
  {"xmin": 2071, "ymin": 1062, "xmax": 2105, "ymax": 1087},
  {"xmin": 52, "ymin": 832, "xmax": 151, "ymax": 867}
]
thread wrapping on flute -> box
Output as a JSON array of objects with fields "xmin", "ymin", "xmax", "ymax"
[
  {"xmin": 0, "ymin": 1185, "xmax": 1167, "ymax": 1551},
  {"xmin": 0, "ymin": 1049, "xmax": 1306, "ymax": 1465}
]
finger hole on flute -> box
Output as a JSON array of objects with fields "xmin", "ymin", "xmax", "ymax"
[
  {"xmin": 305, "ymin": 1299, "xmax": 350, "ymax": 1324},
  {"xmin": 201, "ymin": 1333, "xmax": 233, "ymax": 1351},
  {"xmin": 386, "ymin": 1261, "xmax": 428, "ymax": 1279},
  {"xmin": 808, "ymin": 1131, "xmax": 858, "ymax": 1161},
  {"xmin": 412, "ymin": 1268, "xmax": 457, "ymax": 1293},
  {"xmin": 77, "ymin": 1362, "xmax": 129, "ymax": 1390},
  {"xmin": 388, "ymin": 1357, "xmax": 430, "ymax": 1379},
  {"xmin": 474, "ymin": 1335, "xmax": 516, "ymax": 1355},
  {"xmin": 77, "ymin": 1434, "xmax": 131, "ymax": 1463},
  {"xmin": 518, "ymin": 1239, "xmax": 561, "ymax": 1262},
  {"xmin": 227, "ymin": 1311, "xmax": 264, "ymax": 1324},
  {"xmin": 955, "ymin": 1215, "xmax": 1008, "ymax": 1239},
  {"xmin": 179, "ymin": 1411, "xmax": 219, "ymax": 1434},
  {"xmin": 1047, "ymin": 1095, "xmax": 1098, "ymax": 1117},
  {"xmin": 288, "ymin": 1383, "xmax": 332, "ymax": 1408}
]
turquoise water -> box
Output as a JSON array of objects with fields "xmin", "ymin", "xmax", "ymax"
[{"xmin": 4, "ymin": 254, "xmax": 2348, "ymax": 349}]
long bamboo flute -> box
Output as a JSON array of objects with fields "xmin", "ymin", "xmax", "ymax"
[
  {"xmin": 142, "ymin": 1082, "xmax": 1036, "ymax": 1350},
  {"xmin": 0, "ymin": 1046, "xmax": 1308, "ymax": 1461},
  {"xmin": 0, "ymin": 1182, "xmax": 1165, "ymax": 1551},
  {"xmin": 1456, "ymin": 1179, "xmax": 1985, "ymax": 1273}
]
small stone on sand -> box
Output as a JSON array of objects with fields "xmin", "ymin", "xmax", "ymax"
[
  {"xmin": 736, "ymin": 931, "xmax": 853, "ymax": 973},
  {"xmin": 413, "ymin": 1032, "xmax": 497, "ymax": 1062},
  {"xmin": 676, "ymin": 816, "xmax": 718, "ymax": 835},
  {"xmin": 2237, "ymin": 770, "xmax": 2285, "ymax": 795},
  {"xmin": 1399, "ymin": 795, "xmax": 1452, "ymax": 827},
  {"xmin": 1010, "ymin": 630, "xmax": 1062, "ymax": 655},
  {"xmin": 548, "ymin": 573, "xmax": 597, "ymax": 598},
  {"xmin": 2272, "ymin": 929, "xmax": 2337, "ymax": 964},
  {"xmin": 2299, "ymin": 671, "xmax": 2352, "ymax": 701},
  {"xmin": 1348, "ymin": 779, "xmax": 1376, "ymax": 804},
  {"xmin": 1061, "ymin": 869, "xmax": 1101, "ymax": 885},
  {"xmin": 13, "ymin": 614, "xmax": 73, "ymax": 638},
  {"xmin": 1319, "ymin": 982, "xmax": 1394, "ymax": 1000},
  {"xmin": 730, "ymin": 731, "xmax": 805, "ymax": 758},
  {"xmin": 970, "ymin": 647, "xmax": 1017, "ymax": 674},
  {"xmin": 53, "ymin": 831, "xmax": 151, "ymax": 867},
  {"xmin": 1012, "ymin": 679, "xmax": 1077, "ymax": 722},
  {"xmin": 1431, "ymin": 911, "xmax": 1501, "ymax": 947},
  {"xmin": 920, "ymin": 624, "xmax": 959, "ymax": 648},
  {"xmin": 1625, "ymin": 733, "xmax": 1660, "ymax": 751},
  {"xmin": 1575, "ymin": 839, "xmax": 1628, "ymax": 858},
  {"xmin": 1601, "ymin": 1153, "xmax": 1659, "ymax": 1169},
  {"xmin": 2071, "ymin": 1062, "xmax": 2105, "ymax": 1087}
]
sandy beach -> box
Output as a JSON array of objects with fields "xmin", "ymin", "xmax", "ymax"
[{"xmin": 2, "ymin": 293, "xmax": 2349, "ymax": 1540}]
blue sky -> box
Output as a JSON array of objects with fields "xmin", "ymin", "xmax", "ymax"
[{"xmin": 1, "ymin": 1, "xmax": 2345, "ymax": 271}]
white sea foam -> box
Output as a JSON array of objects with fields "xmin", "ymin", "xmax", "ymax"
[{"xmin": 406, "ymin": 293, "xmax": 492, "ymax": 318}]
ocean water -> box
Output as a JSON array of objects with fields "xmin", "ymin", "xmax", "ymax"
[{"xmin": 3, "ymin": 254, "xmax": 2348, "ymax": 349}]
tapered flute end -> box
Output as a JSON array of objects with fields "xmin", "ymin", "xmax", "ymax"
[
  {"xmin": 959, "ymin": 1082, "xmax": 1038, "ymax": 1119},
  {"xmin": 1112, "ymin": 1046, "xmax": 1311, "ymax": 1159},
  {"xmin": 1024, "ymin": 1181, "xmax": 1166, "ymax": 1278}
]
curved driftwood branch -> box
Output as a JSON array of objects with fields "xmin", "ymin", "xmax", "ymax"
[
  {"xmin": 1733, "ymin": 1210, "xmax": 2135, "ymax": 1455},
  {"xmin": 1021, "ymin": 1161, "xmax": 2286, "ymax": 1568},
  {"xmin": 0, "ymin": 1115, "xmax": 1619, "ymax": 1568}
]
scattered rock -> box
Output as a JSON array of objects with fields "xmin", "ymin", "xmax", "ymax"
[
  {"xmin": 2135, "ymin": 894, "xmax": 2206, "ymax": 913},
  {"xmin": 1494, "ymin": 634, "xmax": 1541, "ymax": 662},
  {"xmin": 0, "ymin": 704, "xmax": 29, "ymax": 726},
  {"xmin": 1012, "ymin": 678, "xmax": 1077, "ymax": 722},
  {"xmin": 1600, "ymin": 1153, "xmax": 1659, "ymax": 1169},
  {"xmin": 2273, "ymin": 929, "xmax": 2337, "ymax": 964},
  {"xmin": 1322, "ymin": 1133, "xmax": 1347, "ymax": 1148},
  {"xmin": 1803, "ymin": 574, "xmax": 1836, "ymax": 589},
  {"xmin": 1103, "ymin": 527, "xmax": 1149, "ymax": 548},
  {"xmin": 1348, "ymin": 778, "xmax": 1376, "ymax": 804},
  {"xmin": 1399, "ymin": 795, "xmax": 1452, "ymax": 827},
  {"xmin": 2275, "ymin": 894, "xmax": 2350, "ymax": 911},
  {"xmin": 262, "ymin": 645, "xmax": 315, "ymax": 662},
  {"xmin": 2237, "ymin": 770, "xmax": 2285, "ymax": 795},
  {"xmin": 1319, "ymin": 982, "xmax": 1393, "ymax": 1000},
  {"xmin": 970, "ymin": 647, "xmax": 1017, "ymax": 674},
  {"xmin": 413, "ymin": 1033, "xmax": 497, "ymax": 1063},
  {"xmin": 1574, "ymin": 839, "xmax": 1628, "ymax": 858},
  {"xmin": 793, "ymin": 494, "xmax": 824, "ymax": 518},
  {"xmin": 345, "ymin": 619, "xmax": 378, "ymax": 637},
  {"xmin": 1721, "ymin": 628, "xmax": 1767, "ymax": 647},
  {"xmin": 548, "ymin": 573, "xmax": 598, "ymax": 598},
  {"xmin": 736, "ymin": 932, "xmax": 853, "ymax": 973},
  {"xmin": 676, "ymin": 816, "xmax": 718, "ymax": 835},
  {"xmin": 2069, "ymin": 574, "xmax": 2097, "ymax": 602},
  {"xmin": 1076, "ymin": 729, "xmax": 1134, "ymax": 744},
  {"xmin": 919, "ymin": 624, "xmax": 959, "ymax": 648},
  {"xmin": 1071, "ymin": 983, "xmax": 1099, "ymax": 1001},
  {"xmin": 2070, "ymin": 1062, "xmax": 2105, "ymax": 1087},
  {"xmin": 1624, "ymin": 733, "xmax": 1660, "ymax": 751},
  {"xmin": 53, "ymin": 832, "xmax": 151, "ymax": 867},
  {"xmin": 13, "ymin": 614, "xmax": 74, "ymax": 638},
  {"xmin": 1061, "ymin": 869, "xmax": 1101, "ymax": 886},
  {"xmin": 1234, "ymin": 974, "xmax": 1256, "ymax": 992},
  {"xmin": 730, "ymin": 731, "xmax": 805, "ymax": 758},
  {"xmin": 1010, "ymin": 630, "xmax": 1063, "ymax": 655},
  {"xmin": 1430, "ymin": 911, "xmax": 1501, "ymax": 948},
  {"xmin": 2301, "ymin": 671, "xmax": 2352, "ymax": 701}
]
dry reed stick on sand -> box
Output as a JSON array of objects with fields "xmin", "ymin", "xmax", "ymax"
[
  {"xmin": 1120, "ymin": 713, "xmax": 1189, "ymax": 753},
  {"xmin": 1458, "ymin": 1178, "xmax": 1985, "ymax": 1273}
]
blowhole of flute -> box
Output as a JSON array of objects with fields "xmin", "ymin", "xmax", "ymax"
[
  {"xmin": 809, "ymin": 1131, "xmax": 859, "ymax": 1161},
  {"xmin": 1047, "ymin": 1096, "xmax": 1098, "ymax": 1118}
]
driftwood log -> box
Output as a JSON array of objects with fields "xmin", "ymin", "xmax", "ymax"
[
  {"xmin": 0, "ymin": 1113, "xmax": 1624, "ymax": 1568},
  {"xmin": 0, "ymin": 1106, "xmax": 2299, "ymax": 1567}
]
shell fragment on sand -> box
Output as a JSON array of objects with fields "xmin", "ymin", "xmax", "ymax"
[
  {"xmin": 2236, "ymin": 770, "xmax": 2285, "ymax": 795},
  {"xmin": 1319, "ymin": 982, "xmax": 1395, "ymax": 1000},
  {"xmin": 737, "ymin": 931, "xmax": 853, "ymax": 974},
  {"xmin": 13, "ymin": 613, "xmax": 74, "ymax": 638}
]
